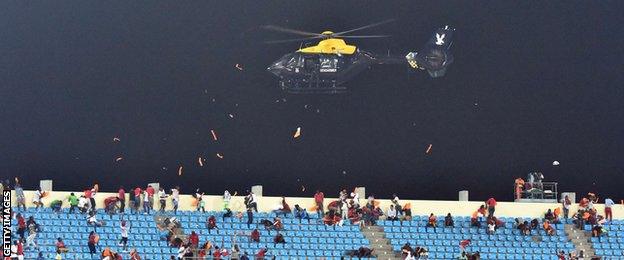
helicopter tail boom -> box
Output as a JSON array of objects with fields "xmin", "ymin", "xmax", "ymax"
[{"xmin": 405, "ymin": 25, "xmax": 455, "ymax": 78}]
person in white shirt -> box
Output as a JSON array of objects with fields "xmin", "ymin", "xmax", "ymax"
[
  {"xmin": 78, "ymin": 195, "xmax": 89, "ymax": 214},
  {"xmin": 605, "ymin": 198, "xmax": 615, "ymax": 221},
  {"xmin": 158, "ymin": 188, "xmax": 168, "ymax": 213},
  {"xmin": 33, "ymin": 189, "xmax": 43, "ymax": 210},
  {"xmin": 487, "ymin": 222, "xmax": 496, "ymax": 235},
  {"xmin": 142, "ymin": 190, "xmax": 150, "ymax": 214},
  {"xmin": 119, "ymin": 220, "xmax": 130, "ymax": 251},
  {"xmin": 223, "ymin": 190, "xmax": 232, "ymax": 209},
  {"xmin": 387, "ymin": 205, "xmax": 398, "ymax": 221},
  {"xmin": 87, "ymin": 212, "xmax": 104, "ymax": 231},
  {"xmin": 351, "ymin": 192, "xmax": 360, "ymax": 207},
  {"xmin": 341, "ymin": 201, "xmax": 349, "ymax": 220},
  {"xmin": 177, "ymin": 244, "xmax": 188, "ymax": 259},
  {"xmin": 171, "ymin": 187, "xmax": 180, "ymax": 214},
  {"xmin": 247, "ymin": 192, "xmax": 258, "ymax": 212}
]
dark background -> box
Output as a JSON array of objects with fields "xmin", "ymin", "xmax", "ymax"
[{"xmin": 1, "ymin": 1, "xmax": 623, "ymax": 201}]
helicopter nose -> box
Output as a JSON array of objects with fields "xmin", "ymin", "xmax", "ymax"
[{"xmin": 267, "ymin": 63, "xmax": 281, "ymax": 76}]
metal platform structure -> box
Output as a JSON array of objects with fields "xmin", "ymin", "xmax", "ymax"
[{"xmin": 514, "ymin": 181, "xmax": 558, "ymax": 203}]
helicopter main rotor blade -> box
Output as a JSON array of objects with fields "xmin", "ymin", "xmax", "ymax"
[
  {"xmin": 338, "ymin": 35, "xmax": 392, "ymax": 39},
  {"xmin": 261, "ymin": 25, "xmax": 323, "ymax": 37},
  {"xmin": 332, "ymin": 19, "xmax": 396, "ymax": 36},
  {"xmin": 264, "ymin": 36, "xmax": 322, "ymax": 44}
]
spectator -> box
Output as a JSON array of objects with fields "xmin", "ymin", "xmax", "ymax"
[
  {"xmin": 142, "ymin": 190, "xmax": 150, "ymax": 214},
  {"xmin": 188, "ymin": 231, "xmax": 199, "ymax": 248},
  {"xmin": 401, "ymin": 242, "xmax": 414, "ymax": 258},
  {"xmin": 240, "ymin": 252, "xmax": 249, "ymax": 260},
  {"xmin": 133, "ymin": 187, "xmax": 142, "ymax": 214},
  {"xmin": 119, "ymin": 220, "xmax": 130, "ymax": 252},
  {"xmin": 604, "ymin": 197, "xmax": 614, "ymax": 221},
  {"xmin": 194, "ymin": 190, "xmax": 205, "ymax": 213},
  {"xmin": 68, "ymin": 193, "xmax": 78, "ymax": 214},
  {"xmin": 33, "ymin": 188, "xmax": 44, "ymax": 211},
  {"xmin": 250, "ymin": 229, "xmax": 260, "ymax": 243},
  {"xmin": 118, "ymin": 187, "xmax": 126, "ymax": 214},
  {"xmin": 391, "ymin": 194, "xmax": 401, "ymax": 211},
  {"xmin": 88, "ymin": 231, "xmax": 98, "ymax": 256},
  {"xmin": 177, "ymin": 243, "xmax": 188, "ymax": 260},
  {"xmin": 78, "ymin": 195, "xmax": 89, "ymax": 214},
  {"xmin": 387, "ymin": 205, "xmax": 399, "ymax": 221},
  {"xmin": 158, "ymin": 187, "xmax": 168, "ymax": 213},
  {"xmin": 10, "ymin": 240, "xmax": 23, "ymax": 260},
  {"xmin": 402, "ymin": 203, "xmax": 412, "ymax": 221},
  {"xmin": 256, "ymin": 248, "xmax": 268, "ymax": 259},
  {"xmin": 26, "ymin": 216, "xmax": 39, "ymax": 250},
  {"xmin": 207, "ymin": 215, "xmax": 218, "ymax": 233},
  {"xmin": 427, "ymin": 213, "xmax": 437, "ymax": 228},
  {"xmin": 273, "ymin": 217, "xmax": 284, "ymax": 230},
  {"xmin": 561, "ymin": 195, "xmax": 571, "ymax": 222},
  {"xmin": 557, "ymin": 250, "xmax": 566, "ymax": 260},
  {"xmin": 273, "ymin": 232, "xmax": 286, "ymax": 244},
  {"xmin": 246, "ymin": 191, "xmax": 258, "ymax": 212},
  {"xmin": 171, "ymin": 187, "xmax": 180, "ymax": 214},
  {"xmin": 486, "ymin": 197, "xmax": 497, "ymax": 217},
  {"xmin": 340, "ymin": 201, "xmax": 349, "ymax": 220},
  {"xmin": 543, "ymin": 220, "xmax": 555, "ymax": 236},
  {"xmin": 246, "ymin": 208, "xmax": 254, "ymax": 228},
  {"xmin": 514, "ymin": 177, "xmax": 525, "ymax": 200},
  {"xmin": 293, "ymin": 204, "xmax": 309, "ymax": 220},
  {"xmin": 545, "ymin": 209, "xmax": 555, "ymax": 222},
  {"xmin": 129, "ymin": 248, "xmax": 141, "ymax": 260},
  {"xmin": 280, "ymin": 197, "xmax": 292, "ymax": 216},
  {"xmin": 223, "ymin": 190, "xmax": 232, "ymax": 210},
  {"xmin": 16, "ymin": 213, "xmax": 26, "ymax": 240},
  {"xmin": 470, "ymin": 211, "xmax": 480, "ymax": 227},
  {"xmin": 459, "ymin": 239, "xmax": 471, "ymax": 252},
  {"xmin": 445, "ymin": 213, "xmax": 454, "ymax": 227},
  {"xmin": 56, "ymin": 237, "xmax": 69, "ymax": 254},
  {"xmin": 87, "ymin": 211, "xmax": 104, "ymax": 231},
  {"xmin": 15, "ymin": 183, "xmax": 26, "ymax": 211},
  {"xmin": 553, "ymin": 207, "xmax": 561, "ymax": 223},
  {"xmin": 314, "ymin": 190, "xmax": 325, "ymax": 217},
  {"xmin": 87, "ymin": 185, "xmax": 97, "ymax": 210},
  {"xmin": 104, "ymin": 196, "xmax": 119, "ymax": 216},
  {"xmin": 520, "ymin": 221, "xmax": 531, "ymax": 235},
  {"xmin": 487, "ymin": 218, "xmax": 496, "ymax": 235},
  {"xmin": 530, "ymin": 218, "xmax": 539, "ymax": 230},
  {"xmin": 222, "ymin": 207, "xmax": 233, "ymax": 221},
  {"xmin": 146, "ymin": 185, "xmax": 155, "ymax": 211},
  {"xmin": 592, "ymin": 223, "xmax": 604, "ymax": 237}
]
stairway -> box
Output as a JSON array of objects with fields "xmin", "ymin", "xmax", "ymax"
[
  {"xmin": 564, "ymin": 224, "xmax": 597, "ymax": 257},
  {"xmin": 361, "ymin": 225, "xmax": 402, "ymax": 260}
]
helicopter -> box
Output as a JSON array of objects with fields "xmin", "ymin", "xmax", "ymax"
[{"xmin": 264, "ymin": 20, "xmax": 455, "ymax": 94}]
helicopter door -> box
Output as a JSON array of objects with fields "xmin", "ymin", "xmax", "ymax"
[
  {"xmin": 304, "ymin": 56, "xmax": 319, "ymax": 73},
  {"xmin": 319, "ymin": 56, "xmax": 338, "ymax": 73}
]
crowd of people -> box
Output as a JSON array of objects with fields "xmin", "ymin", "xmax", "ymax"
[{"xmin": 4, "ymin": 179, "xmax": 621, "ymax": 260}]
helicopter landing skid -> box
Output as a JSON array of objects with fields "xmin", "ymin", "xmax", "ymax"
[{"xmin": 279, "ymin": 79, "xmax": 346, "ymax": 94}]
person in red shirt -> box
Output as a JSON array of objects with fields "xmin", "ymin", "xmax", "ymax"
[
  {"xmin": 84, "ymin": 188, "xmax": 94, "ymax": 212},
  {"xmin": 459, "ymin": 239, "xmax": 471, "ymax": 252},
  {"xmin": 118, "ymin": 187, "xmax": 126, "ymax": 213},
  {"xmin": 189, "ymin": 231, "xmax": 199, "ymax": 248},
  {"xmin": 16, "ymin": 213, "xmax": 26, "ymax": 240},
  {"xmin": 314, "ymin": 190, "xmax": 325, "ymax": 218},
  {"xmin": 256, "ymin": 248, "xmax": 268, "ymax": 258},
  {"xmin": 486, "ymin": 197, "xmax": 497, "ymax": 217},
  {"xmin": 250, "ymin": 229, "xmax": 260, "ymax": 242},
  {"xmin": 133, "ymin": 187, "xmax": 142, "ymax": 214},
  {"xmin": 146, "ymin": 185, "xmax": 155, "ymax": 211},
  {"xmin": 129, "ymin": 248, "xmax": 141, "ymax": 260},
  {"xmin": 427, "ymin": 213, "xmax": 437, "ymax": 228},
  {"xmin": 56, "ymin": 237, "xmax": 69, "ymax": 253}
]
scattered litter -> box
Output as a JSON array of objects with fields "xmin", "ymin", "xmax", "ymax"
[
  {"xmin": 425, "ymin": 144, "xmax": 433, "ymax": 154},
  {"xmin": 282, "ymin": 98, "xmax": 287, "ymax": 102},
  {"xmin": 216, "ymin": 153, "xmax": 224, "ymax": 159},
  {"xmin": 198, "ymin": 157, "xmax": 204, "ymax": 167},
  {"xmin": 235, "ymin": 63, "xmax": 244, "ymax": 71},
  {"xmin": 113, "ymin": 137, "xmax": 121, "ymax": 142},
  {"xmin": 162, "ymin": 167, "xmax": 167, "ymax": 170},
  {"xmin": 235, "ymin": 103, "xmax": 239, "ymax": 107},
  {"xmin": 275, "ymin": 99, "xmax": 280, "ymax": 103},
  {"xmin": 293, "ymin": 127, "xmax": 301, "ymax": 138},
  {"xmin": 301, "ymin": 185, "xmax": 306, "ymax": 192},
  {"xmin": 228, "ymin": 114, "xmax": 234, "ymax": 118},
  {"xmin": 552, "ymin": 161, "xmax": 560, "ymax": 166},
  {"xmin": 342, "ymin": 170, "xmax": 347, "ymax": 175},
  {"xmin": 115, "ymin": 157, "xmax": 123, "ymax": 162},
  {"xmin": 178, "ymin": 166, "xmax": 183, "ymax": 176},
  {"xmin": 211, "ymin": 98, "xmax": 216, "ymax": 102},
  {"xmin": 211, "ymin": 130, "xmax": 218, "ymax": 141}
]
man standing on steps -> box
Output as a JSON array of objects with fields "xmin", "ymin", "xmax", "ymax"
[
  {"xmin": 604, "ymin": 197, "xmax": 614, "ymax": 221},
  {"xmin": 314, "ymin": 190, "xmax": 324, "ymax": 218},
  {"xmin": 118, "ymin": 187, "xmax": 126, "ymax": 214},
  {"xmin": 486, "ymin": 197, "xmax": 497, "ymax": 218}
]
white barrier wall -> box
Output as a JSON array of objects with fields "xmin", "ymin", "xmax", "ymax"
[{"xmin": 10, "ymin": 190, "xmax": 624, "ymax": 219}]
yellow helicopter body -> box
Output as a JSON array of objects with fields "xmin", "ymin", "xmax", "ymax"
[{"xmin": 297, "ymin": 32, "xmax": 357, "ymax": 55}]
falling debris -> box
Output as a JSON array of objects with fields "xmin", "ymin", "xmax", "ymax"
[
  {"xmin": 316, "ymin": 109, "xmax": 320, "ymax": 113},
  {"xmin": 211, "ymin": 130, "xmax": 218, "ymax": 141},
  {"xmin": 293, "ymin": 127, "xmax": 301, "ymax": 138},
  {"xmin": 113, "ymin": 137, "xmax": 121, "ymax": 142},
  {"xmin": 211, "ymin": 98, "xmax": 216, "ymax": 102},
  {"xmin": 425, "ymin": 144, "xmax": 433, "ymax": 154},
  {"xmin": 178, "ymin": 166, "xmax": 183, "ymax": 176},
  {"xmin": 115, "ymin": 157, "xmax": 123, "ymax": 162},
  {"xmin": 553, "ymin": 161, "xmax": 560, "ymax": 166},
  {"xmin": 275, "ymin": 99, "xmax": 280, "ymax": 103},
  {"xmin": 282, "ymin": 98, "xmax": 287, "ymax": 102},
  {"xmin": 162, "ymin": 167, "xmax": 167, "ymax": 170},
  {"xmin": 301, "ymin": 185, "xmax": 306, "ymax": 192},
  {"xmin": 235, "ymin": 63, "xmax": 244, "ymax": 71},
  {"xmin": 342, "ymin": 170, "xmax": 347, "ymax": 175},
  {"xmin": 216, "ymin": 153, "xmax": 224, "ymax": 159},
  {"xmin": 228, "ymin": 114, "xmax": 234, "ymax": 118},
  {"xmin": 304, "ymin": 104, "xmax": 310, "ymax": 109},
  {"xmin": 198, "ymin": 157, "xmax": 204, "ymax": 167}
]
